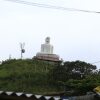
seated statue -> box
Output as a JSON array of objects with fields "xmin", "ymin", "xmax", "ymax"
[
  {"xmin": 41, "ymin": 37, "xmax": 53, "ymax": 54},
  {"xmin": 35, "ymin": 37, "xmax": 60, "ymax": 61}
]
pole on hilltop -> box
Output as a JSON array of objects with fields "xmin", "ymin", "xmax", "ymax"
[{"xmin": 20, "ymin": 43, "xmax": 25, "ymax": 59}]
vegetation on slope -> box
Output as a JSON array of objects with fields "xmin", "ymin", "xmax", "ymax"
[
  {"xmin": 0, "ymin": 59, "xmax": 100, "ymax": 95},
  {"xmin": 0, "ymin": 59, "xmax": 57, "ymax": 94}
]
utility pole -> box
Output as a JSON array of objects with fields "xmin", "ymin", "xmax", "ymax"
[{"xmin": 20, "ymin": 43, "xmax": 25, "ymax": 59}]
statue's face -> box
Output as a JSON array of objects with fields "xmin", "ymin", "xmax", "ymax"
[{"xmin": 45, "ymin": 37, "xmax": 50, "ymax": 43}]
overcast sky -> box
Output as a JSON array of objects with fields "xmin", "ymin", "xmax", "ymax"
[{"xmin": 0, "ymin": 0, "xmax": 100, "ymax": 69}]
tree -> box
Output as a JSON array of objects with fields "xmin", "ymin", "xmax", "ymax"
[
  {"xmin": 49, "ymin": 60, "xmax": 96, "ymax": 83},
  {"xmin": 64, "ymin": 74, "xmax": 100, "ymax": 95},
  {"xmin": 49, "ymin": 60, "xmax": 97, "ymax": 91},
  {"xmin": 64, "ymin": 60, "xmax": 96, "ymax": 79}
]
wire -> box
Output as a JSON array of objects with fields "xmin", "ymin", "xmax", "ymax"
[
  {"xmin": 5, "ymin": 0, "xmax": 100, "ymax": 14},
  {"xmin": 92, "ymin": 61, "xmax": 100, "ymax": 64}
]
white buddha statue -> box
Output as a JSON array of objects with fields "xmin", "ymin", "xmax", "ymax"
[
  {"xmin": 35, "ymin": 37, "xmax": 60, "ymax": 61},
  {"xmin": 41, "ymin": 37, "xmax": 53, "ymax": 54}
]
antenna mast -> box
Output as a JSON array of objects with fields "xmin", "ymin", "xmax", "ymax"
[{"xmin": 20, "ymin": 43, "xmax": 25, "ymax": 59}]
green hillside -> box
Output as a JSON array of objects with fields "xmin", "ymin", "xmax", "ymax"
[
  {"xmin": 0, "ymin": 59, "xmax": 100, "ymax": 96},
  {"xmin": 0, "ymin": 59, "xmax": 60, "ymax": 94}
]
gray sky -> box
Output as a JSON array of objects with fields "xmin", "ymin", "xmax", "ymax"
[{"xmin": 0, "ymin": 0, "xmax": 100, "ymax": 69}]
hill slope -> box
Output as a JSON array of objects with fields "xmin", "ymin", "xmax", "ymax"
[{"xmin": 0, "ymin": 59, "xmax": 59, "ymax": 94}]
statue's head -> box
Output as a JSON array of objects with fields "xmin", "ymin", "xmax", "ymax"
[{"xmin": 45, "ymin": 37, "xmax": 50, "ymax": 44}]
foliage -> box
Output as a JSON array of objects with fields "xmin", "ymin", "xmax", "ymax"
[
  {"xmin": 49, "ymin": 60, "xmax": 96, "ymax": 82},
  {"xmin": 49, "ymin": 60, "xmax": 99, "ymax": 95},
  {"xmin": 64, "ymin": 74, "xmax": 100, "ymax": 95},
  {"xmin": 64, "ymin": 60, "xmax": 96, "ymax": 77},
  {"xmin": 0, "ymin": 59, "xmax": 99, "ymax": 95},
  {"xmin": 0, "ymin": 59, "xmax": 57, "ymax": 94}
]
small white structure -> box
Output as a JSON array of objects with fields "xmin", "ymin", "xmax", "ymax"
[{"xmin": 34, "ymin": 37, "xmax": 60, "ymax": 62}]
